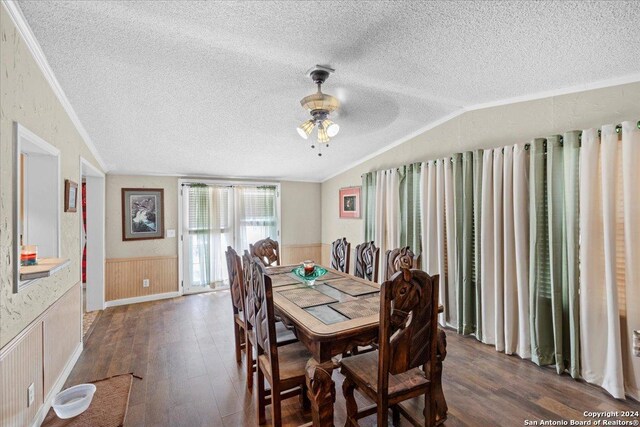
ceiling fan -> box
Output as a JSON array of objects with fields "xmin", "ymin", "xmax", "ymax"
[{"xmin": 296, "ymin": 65, "xmax": 340, "ymax": 156}]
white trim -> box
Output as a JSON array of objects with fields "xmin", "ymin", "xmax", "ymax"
[
  {"xmin": 79, "ymin": 157, "xmax": 106, "ymax": 312},
  {"xmin": 321, "ymin": 109, "xmax": 465, "ymax": 182},
  {"xmin": 31, "ymin": 342, "xmax": 83, "ymax": 427},
  {"xmin": 321, "ymin": 73, "xmax": 640, "ymax": 182},
  {"xmin": 104, "ymin": 291, "xmax": 182, "ymax": 308},
  {"xmin": 14, "ymin": 122, "xmax": 62, "ymax": 293},
  {"xmin": 109, "ymin": 170, "xmax": 322, "ymax": 183},
  {"xmin": 1, "ymin": 0, "xmax": 108, "ymax": 172}
]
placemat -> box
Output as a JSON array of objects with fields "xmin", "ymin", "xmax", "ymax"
[
  {"xmin": 324, "ymin": 278, "xmax": 379, "ymax": 297},
  {"xmin": 265, "ymin": 265, "xmax": 297, "ymax": 275},
  {"xmin": 329, "ymin": 296, "xmax": 380, "ymax": 319},
  {"xmin": 269, "ymin": 273, "xmax": 302, "ymax": 287},
  {"xmin": 279, "ymin": 288, "xmax": 338, "ymax": 308},
  {"xmin": 43, "ymin": 373, "xmax": 136, "ymax": 427}
]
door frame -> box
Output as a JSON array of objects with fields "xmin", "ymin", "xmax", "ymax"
[
  {"xmin": 177, "ymin": 178, "xmax": 282, "ymax": 295},
  {"xmin": 79, "ymin": 157, "xmax": 106, "ymax": 312}
]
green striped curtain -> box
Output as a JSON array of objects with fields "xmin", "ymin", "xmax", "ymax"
[
  {"xmin": 456, "ymin": 152, "xmax": 478, "ymax": 336},
  {"xmin": 563, "ymin": 131, "xmax": 581, "ymax": 378},
  {"xmin": 529, "ymin": 137, "xmax": 556, "ymax": 367},
  {"xmin": 546, "ymin": 135, "xmax": 567, "ymax": 373},
  {"xmin": 399, "ymin": 163, "xmax": 422, "ymax": 252},
  {"xmin": 529, "ymin": 135, "xmax": 580, "ymax": 374},
  {"xmin": 362, "ymin": 172, "xmax": 376, "ymax": 242}
]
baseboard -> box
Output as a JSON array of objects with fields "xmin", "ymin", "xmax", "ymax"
[
  {"xmin": 31, "ymin": 342, "xmax": 83, "ymax": 427},
  {"xmin": 104, "ymin": 291, "xmax": 181, "ymax": 308}
]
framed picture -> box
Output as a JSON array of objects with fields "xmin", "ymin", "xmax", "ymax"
[
  {"xmin": 121, "ymin": 188, "xmax": 164, "ymax": 241},
  {"xmin": 339, "ymin": 186, "xmax": 361, "ymax": 219},
  {"xmin": 64, "ymin": 179, "xmax": 78, "ymax": 212}
]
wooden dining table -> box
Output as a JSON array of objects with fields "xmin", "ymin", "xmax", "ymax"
[{"xmin": 265, "ymin": 264, "xmax": 448, "ymax": 426}]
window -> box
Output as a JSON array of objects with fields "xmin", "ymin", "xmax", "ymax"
[{"xmin": 180, "ymin": 182, "xmax": 279, "ymax": 292}]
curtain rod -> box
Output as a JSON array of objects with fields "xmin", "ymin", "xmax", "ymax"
[{"xmin": 360, "ymin": 120, "xmax": 639, "ymax": 176}]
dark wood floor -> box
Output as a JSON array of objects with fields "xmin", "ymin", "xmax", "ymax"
[{"xmin": 67, "ymin": 291, "xmax": 640, "ymax": 426}]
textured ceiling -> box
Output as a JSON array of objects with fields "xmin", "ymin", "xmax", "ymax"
[{"xmin": 16, "ymin": 1, "xmax": 640, "ymax": 181}]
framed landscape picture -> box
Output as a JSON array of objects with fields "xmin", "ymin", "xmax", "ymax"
[
  {"xmin": 121, "ymin": 188, "xmax": 164, "ymax": 241},
  {"xmin": 339, "ymin": 186, "xmax": 361, "ymax": 219}
]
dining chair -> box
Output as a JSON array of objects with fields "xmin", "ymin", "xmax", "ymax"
[
  {"xmin": 330, "ymin": 237, "xmax": 351, "ymax": 273},
  {"xmin": 242, "ymin": 251, "xmax": 297, "ymax": 391},
  {"xmin": 383, "ymin": 246, "xmax": 420, "ymax": 281},
  {"xmin": 353, "ymin": 241, "xmax": 380, "ymax": 283},
  {"xmin": 250, "ymin": 237, "xmax": 281, "ymax": 266},
  {"xmin": 225, "ymin": 246, "xmax": 247, "ymax": 364},
  {"xmin": 340, "ymin": 269, "xmax": 440, "ymax": 427},
  {"xmin": 251, "ymin": 257, "xmax": 312, "ymax": 425}
]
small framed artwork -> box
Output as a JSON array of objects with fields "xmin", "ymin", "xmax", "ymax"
[
  {"xmin": 339, "ymin": 186, "xmax": 361, "ymax": 219},
  {"xmin": 121, "ymin": 188, "xmax": 164, "ymax": 241},
  {"xmin": 64, "ymin": 179, "xmax": 78, "ymax": 212}
]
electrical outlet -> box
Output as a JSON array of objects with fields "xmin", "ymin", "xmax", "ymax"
[
  {"xmin": 143, "ymin": 279, "xmax": 150, "ymax": 288},
  {"xmin": 27, "ymin": 383, "xmax": 35, "ymax": 407}
]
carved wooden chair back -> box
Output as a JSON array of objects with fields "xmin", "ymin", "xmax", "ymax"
[
  {"xmin": 330, "ymin": 237, "xmax": 351, "ymax": 273},
  {"xmin": 251, "ymin": 257, "xmax": 281, "ymax": 380},
  {"xmin": 225, "ymin": 246, "xmax": 244, "ymax": 315},
  {"xmin": 378, "ymin": 268, "xmax": 439, "ymax": 392},
  {"xmin": 383, "ymin": 246, "xmax": 421, "ymax": 281},
  {"xmin": 242, "ymin": 250, "xmax": 257, "ymax": 329},
  {"xmin": 354, "ymin": 241, "xmax": 380, "ymax": 282},
  {"xmin": 249, "ymin": 238, "xmax": 281, "ymax": 266}
]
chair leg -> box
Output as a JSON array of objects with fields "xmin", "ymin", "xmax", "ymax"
[
  {"xmin": 270, "ymin": 384, "xmax": 281, "ymax": 427},
  {"xmin": 392, "ymin": 405, "xmax": 400, "ymax": 425},
  {"xmin": 257, "ymin": 368, "xmax": 266, "ymax": 425},
  {"xmin": 423, "ymin": 390, "xmax": 436, "ymax": 427},
  {"xmin": 300, "ymin": 383, "xmax": 311, "ymax": 411},
  {"xmin": 377, "ymin": 401, "xmax": 389, "ymax": 427},
  {"xmin": 342, "ymin": 376, "xmax": 359, "ymax": 427},
  {"xmin": 233, "ymin": 322, "xmax": 242, "ymax": 364},
  {"xmin": 246, "ymin": 337, "xmax": 254, "ymax": 390}
]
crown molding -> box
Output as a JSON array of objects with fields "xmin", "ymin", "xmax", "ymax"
[
  {"xmin": 2, "ymin": 0, "xmax": 109, "ymax": 172},
  {"xmin": 321, "ymin": 74, "xmax": 640, "ymax": 182},
  {"xmin": 107, "ymin": 169, "xmax": 322, "ymax": 184}
]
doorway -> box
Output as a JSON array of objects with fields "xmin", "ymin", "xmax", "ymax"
[{"xmin": 80, "ymin": 158, "xmax": 105, "ymax": 338}]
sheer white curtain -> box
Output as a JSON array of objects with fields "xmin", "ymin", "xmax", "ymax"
[
  {"xmin": 234, "ymin": 185, "xmax": 278, "ymax": 253},
  {"xmin": 513, "ymin": 143, "xmax": 531, "ymax": 359},
  {"xmin": 375, "ymin": 169, "xmax": 400, "ymax": 281},
  {"xmin": 621, "ymin": 121, "xmax": 640, "ymax": 400},
  {"xmin": 579, "ymin": 127, "xmax": 624, "ymax": 398},
  {"xmin": 480, "ymin": 149, "xmax": 496, "ymax": 345},
  {"xmin": 420, "ymin": 160, "xmax": 449, "ymax": 326},
  {"xmin": 185, "ymin": 185, "xmax": 231, "ymax": 288}
]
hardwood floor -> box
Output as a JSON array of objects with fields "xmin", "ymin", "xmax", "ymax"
[{"xmin": 67, "ymin": 291, "xmax": 640, "ymax": 426}]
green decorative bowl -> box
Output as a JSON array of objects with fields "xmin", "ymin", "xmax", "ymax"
[{"xmin": 292, "ymin": 266, "xmax": 327, "ymax": 286}]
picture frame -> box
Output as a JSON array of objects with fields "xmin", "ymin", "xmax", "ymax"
[
  {"xmin": 64, "ymin": 179, "xmax": 78, "ymax": 212},
  {"xmin": 121, "ymin": 188, "xmax": 164, "ymax": 241},
  {"xmin": 339, "ymin": 186, "xmax": 361, "ymax": 219}
]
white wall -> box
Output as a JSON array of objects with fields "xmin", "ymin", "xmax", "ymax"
[{"xmin": 321, "ymin": 81, "xmax": 640, "ymax": 251}]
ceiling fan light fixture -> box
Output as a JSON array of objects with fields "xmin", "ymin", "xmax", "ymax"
[
  {"xmin": 317, "ymin": 125, "xmax": 329, "ymax": 144},
  {"xmin": 322, "ymin": 119, "xmax": 340, "ymax": 137},
  {"xmin": 297, "ymin": 65, "xmax": 340, "ymax": 155},
  {"xmin": 297, "ymin": 119, "xmax": 314, "ymax": 139}
]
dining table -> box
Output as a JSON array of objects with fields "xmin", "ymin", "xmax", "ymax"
[{"xmin": 265, "ymin": 264, "xmax": 448, "ymax": 426}]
